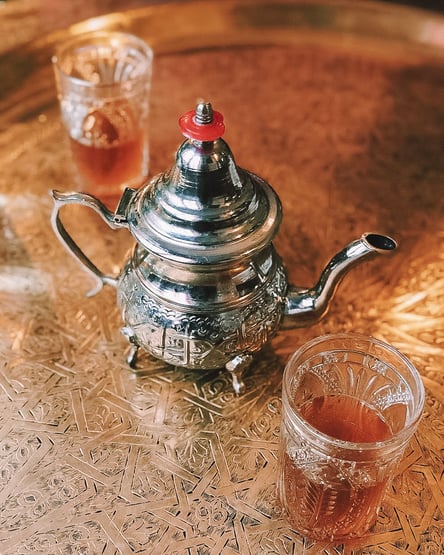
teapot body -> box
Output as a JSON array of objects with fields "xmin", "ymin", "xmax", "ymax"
[{"xmin": 117, "ymin": 243, "xmax": 287, "ymax": 370}]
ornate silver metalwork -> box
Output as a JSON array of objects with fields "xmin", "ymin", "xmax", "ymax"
[
  {"xmin": 118, "ymin": 243, "xmax": 288, "ymax": 370},
  {"xmin": 1, "ymin": 1, "xmax": 443, "ymax": 553},
  {"xmin": 51, "ymin": 103, "xmax": 396, "ymax": 393}
]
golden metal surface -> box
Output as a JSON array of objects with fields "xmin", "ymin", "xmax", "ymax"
[{"xmin": 0, "ymin": 1, "xmax": 443, "ymax": 553}]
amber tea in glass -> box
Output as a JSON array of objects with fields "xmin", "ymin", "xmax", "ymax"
[
  {"xmin": 53, "ymin": 31, "xmax": 153, "ymax": 204},
  {"xmin": 278, "ymin": 333, "xmax": 425, "ymax": 542}
]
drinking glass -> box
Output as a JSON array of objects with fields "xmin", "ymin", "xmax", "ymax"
[
  {"xmin": 278, "ymin": 333, "xmax": 425, "ymax": 542},
  {"xmin": 52, "ymin": 31, "xmax": 153, "ymax": 203}
]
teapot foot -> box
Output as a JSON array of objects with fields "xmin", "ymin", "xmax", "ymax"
[
  {"xmin": 225, "ymin": 354, "xmax": 253, "ymax": 395},
  {"xmin": 121, "ymin": 326, "xmax": 140, "ymax": 368},
  {"xmin": 126, "ymin": 344, "xmax": 139, "ymax": 368}
]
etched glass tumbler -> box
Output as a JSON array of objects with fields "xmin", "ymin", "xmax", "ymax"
[
  {"xmin": 278, "ymin": 333, "xmax": 425, "ymax": 542},
  {"xmin": 53, "ymin": 31, "xmax": 153, "ymax": 204}
]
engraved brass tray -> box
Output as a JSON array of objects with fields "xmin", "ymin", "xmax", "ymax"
[{"xmin": 0, "ymin": 1, "xmax": 443, "ymax": 553}]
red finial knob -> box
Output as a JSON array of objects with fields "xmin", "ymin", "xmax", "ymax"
[{"xmin": 179, "ymin": 102, "xmax": 225, "ymax": 141}]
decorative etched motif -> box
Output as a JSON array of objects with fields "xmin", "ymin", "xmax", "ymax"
[
  {"xmin": 1, "ymin": 2, "xmax": 443, "ymax": 553},
  {"xmin": 118, "ymin": 253, "xmax": 287, "ymax": 371},
  {"xmin": 305, "ymin": 361, "xmax": 342, "ymax": 394}
]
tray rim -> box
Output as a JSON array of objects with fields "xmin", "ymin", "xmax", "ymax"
[
  {"xmin": 20, "ymin": 0, "xmax": 444, "ymax": 56},
  {"xmin": 2, "ymin": 0, "xmax": 444, "ymax": 127}
]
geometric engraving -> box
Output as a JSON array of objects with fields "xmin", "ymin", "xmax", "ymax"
[{"xmin": 1, "ymin": 8, "xmax": 444, "ymax": 554}]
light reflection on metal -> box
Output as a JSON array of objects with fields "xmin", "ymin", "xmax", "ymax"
[{"xmin": 0, "ymin": 1, "xmax": 443, "ymax": 554}]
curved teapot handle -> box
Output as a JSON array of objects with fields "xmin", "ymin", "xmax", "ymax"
[{"xmin": 50, "ymin": 189, "xmax": 132, "ymax": 297}]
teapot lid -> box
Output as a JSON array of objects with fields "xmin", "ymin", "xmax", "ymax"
[{"xmin": 125, "ymin": 102, "xmax": 282, "ymax": 265}]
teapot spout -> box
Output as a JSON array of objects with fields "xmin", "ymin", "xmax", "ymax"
[{"xmin": 284, "ymin": 233, "xmax": 397, "ymax": 326}]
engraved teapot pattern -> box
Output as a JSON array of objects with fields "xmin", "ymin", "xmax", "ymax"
[{"xmin": 51, "ymin": 102, "xmax": 397, "ymax": 393}]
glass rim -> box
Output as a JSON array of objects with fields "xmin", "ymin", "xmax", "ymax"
[
  {"xmin": 282, "ymin": 332, "xmax": 426, "ymax": 453},
  {"xmin": 52, "ymin": 30, "xmax": 153, "ymax": 89}
]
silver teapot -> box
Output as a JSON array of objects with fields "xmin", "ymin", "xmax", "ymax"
[{"xmin": 51, "ymin": 102, "xmax": 397, "ymax": 393}]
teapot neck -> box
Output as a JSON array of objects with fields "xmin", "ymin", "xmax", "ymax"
[{"xmin": 170, "ymin": 137, "xmax": 243, "ymax": 202}]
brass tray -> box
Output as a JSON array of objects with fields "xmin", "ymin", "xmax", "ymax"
[{"xmin": 0, "ymin": 1, "xmax": 443, "ymax": 553}]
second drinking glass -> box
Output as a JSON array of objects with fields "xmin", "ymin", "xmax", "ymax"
[{"xmin": 53, "ymin": 31, "xmax": 153, "ymax": 205}]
